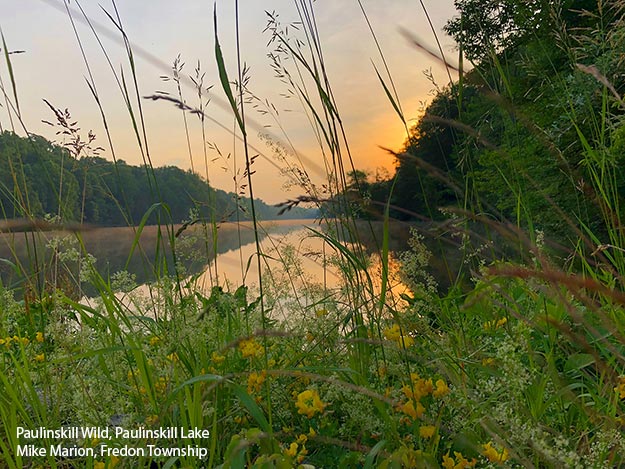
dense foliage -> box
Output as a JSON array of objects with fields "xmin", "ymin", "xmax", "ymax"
[
  {"xmin": 351, "ymin": 0, "xmax": 625, "ymax": 245},
  {"xmin": 0, "ymin": 131, "xmax": 314, "ymax": 226}
]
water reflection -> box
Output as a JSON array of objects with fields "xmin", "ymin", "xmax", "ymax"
[{"xmin": 0, "ymin": 219, "xmax": 415, "ymax": 314}]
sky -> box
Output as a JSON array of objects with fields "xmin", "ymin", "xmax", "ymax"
[{"xmin": 0, "ymin": 0, "xmax": 458, "ymax": 204}]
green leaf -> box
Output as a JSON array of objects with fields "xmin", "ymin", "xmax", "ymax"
[
  {"xmin": 230, "ymin": 384, "xmax": 271, "ymax": 433},
  {"xmin": 373, "ymin": 64, "xmax": 404, "ymax": 124},
  {"xmin": 1, "ymin": 29, "xmax": 20, "ymax": 117},
  {"xmin": 564, "ymin": 353, "xmax": 595, "ymax": 373},
  {"xmin": 214, "ymin": 5, "xmax": 245, "ymax": 135}
]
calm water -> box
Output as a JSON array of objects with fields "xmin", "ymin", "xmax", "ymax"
[{"xmin": 0, "ymin": 219, "xmax": 419, "ymax": 308}]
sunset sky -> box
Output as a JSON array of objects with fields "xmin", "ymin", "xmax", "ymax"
[{"xmin": 1, "ymin": 0, "xmax": 458, "ymax": 204}]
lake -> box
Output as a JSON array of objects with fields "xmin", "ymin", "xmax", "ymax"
[{"xmin": 0, "ymin": 218, "xmax": 466, "ymax": 313}]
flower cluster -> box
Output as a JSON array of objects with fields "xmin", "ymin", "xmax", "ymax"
[
  {"xmin": 295, "ymin": 389, "xmax": 327, "ymax": 418},
  {"xmin": 442, "ymin": 451, "xmax": 477, "ymax": 468},
  {"xmin": 239, "ymin": 338, "xmax": 263, "ymax": 358},
  {"xmin": 1, "ymin": 332, "xmax": 46, "ymax": 362},
  {"xmin": 482, "ymin": 441, "xmax": 509, "ymax": 464},
  {"xmin": 247, "ymin": 371, "xmax": 266, "ymax": 394},
  {"xmin": 398, "ymin": 373, "xmax": 450, "ymax": 422},
  {"xmin": 383, "ymin": 324, "xmax": 414, "ymax": 348},
  {"xmin": 484, "ymin": 317, "xmax": 508, "ymax": 331},
  {"xmin": 1, "ymin": 335, "xmax": 31, "ymax": 347}
]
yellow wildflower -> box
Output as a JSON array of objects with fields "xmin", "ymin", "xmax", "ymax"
[
  {"xmin": 239, "ymin": 338, "xmax": 263, "ymax": 358},
  {"xmin": 211, "ymin": 351, "xmax": 225, "ymax": 364},
  {"xmin": 615, "ymin": 376, "xmax": 625, "ymax": 399},
  {"xmin": 482, "ymin": 357, "xmax": 495, "ymax": 366},
  {"xmin": 419, "ymin": 425, "xmax": 436, "ymax": 439},
  {"xmin": 296, "ymin": 434, "xmax": 308, "ymax": 444},
  {"xmin": 166, "ymin": 352, "xmax": 178, "ymax": 362},
  {"xmin": 482, "ymin": 441, "xmax": 509, "ymax": 464},
  {"xmin": 94, "ymin": 462, "xmax": 105, "ymax": 469},
  {"xmin": 36, "ymin": 332, "xmax": 44, "ymax": 343},
  {"xmin": 145, "ymin": 415, "xmax": 159, "ymax": 425},
  {"xmin": 295, "ymin": 389, "xmax": 327, "ymax": 418},
  {"xmin": 484, "ymin": 317, "xmax": 508, "ymax": 331},
  {"xmin": 442, "ymin": 451, "xmax": 476, "ymax": 469},
  {"xmin": 315, "ymin": 309, "xmax": 328, "ymax": 317},
  {"xmin": 21, "ymin": 337, "xmax": 30, "ymax": 345},
  {"xmin": 247, "ymin": 371, "xmax": 267, "ymax": 394},
  {"xmin": 34, "ymin": 353, "xmax": 45, "ymax": 362},
  {"xmin": 284, "ymin": 442, "xmax": 298, "ymax": 458},
  {"xmin": 433, "ymin": 379, "xmax": 450, "ymax": 398},
  {"xmin": 308, "ymin": 427, "xmax": 316, "ymax": 438},
  {"xmin": 149, "ymin": 336, "xmax": 160, "ymax": 346},
  {"xmin": 383, "ymin": 324, "xmax": 414, "ymax": 348},
  {"xmin": 155, "ymin": 377, "xmax": 168, "ymax": 394},
  {"xmin": 398, "ymin": 399, "xmax": 424, "ymax": 420},
  {"xmin": 442, "ymin": 453, "xmax": 456, "ymax": 469}
]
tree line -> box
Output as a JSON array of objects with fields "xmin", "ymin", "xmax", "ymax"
[{"xmin": 0, "ymin": 131, "xmax": 315, "ymax": 226}]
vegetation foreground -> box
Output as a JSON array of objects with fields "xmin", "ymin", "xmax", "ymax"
[{"xmin": 2, "ymin": 0, "xmax": 625, "ymax": 468}]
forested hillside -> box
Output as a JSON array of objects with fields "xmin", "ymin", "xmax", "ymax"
[
  {"xmin": 0, "ymin": 132, "xmax": 314, "ymax": 225},
  {"xmin": 353, "ymin": 0, "xmax": 624, "ymax": 244}
]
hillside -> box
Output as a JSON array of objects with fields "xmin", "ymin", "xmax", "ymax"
[{"xmin": 0, "ymin": 132, "xmax": 315, "ymax": 226}]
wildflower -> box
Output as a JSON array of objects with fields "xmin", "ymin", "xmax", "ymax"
[
  {"xmin": 155, "ymin": 377, "xmax": 168, "ymax": 394},
  {"xmin": 315, "ymin": 309, "xmax": 328, "ymax": 317},
  {"xmin": 247, "ymin": 371, "xmax": 266, "ymax": 394},
  {"xmin": 442, "ymin": 453, "xmax": 456, "ymax": 469},
  {"xmin": 21, "ymin": 337, "xmax": 30, "ymax": 345},
  {"xmin": 419, "ymin": 425, "xmax": 436, "ymax": 439},
  {"xmin": 482, "ymin": 441, "xmax": 509, "ymax": 464},
  {"xmin": 442, "ymin": 452, "xmax": 477, "ymax": 468},
  {"xmin": 403, "ymin": 375, "xmax": 433, "ymax": 400},
  {"xmin": 284, "ymin": 442, "xmax": 299, "ymax": 458},
  {"xmin": 36, "ymin": 332, "xmax": 44, "ymax": 343},
  {"xmin": 149, "ymin": 336, "xmax": 160, "ymax": 346},
  {"xmin": 308, "ymin": 427, "xmax": 316, "ymax": 438},
  {"xmin": 482, "ymin": 357, "xmax": 495, "ymax": 366},
  {"xmin": 211, "ymin": 351, "xmax": 225, "ymax": 364},
  {"xmin": 145, "ymin": 415, "xmax": 159, "ymax": 425},
  {"xmin": 433, "ymin": 379, "xmax": 450, "ymax": 398},
  {"xmin": 284, "ymin": 441, "xmax": 308, "ymax": 463},
  {"xmin": 295, "ymin": 389, "xmax": 327, "ymax": 418},
  {"xmin": 615, "ymin": 376, "xmax": 625, "ymax": 399},
  {"xmin": 166, "ymin": 352, "xmax": 178, "ymax": 362},
  {"xmin": 34, "ymin": 353, "xmax": 45, "ymax": 362},
  {"xmin": 484, "ymin": 317, "xmax": 507, "ymax": 331},
  {"xmin": 94, "ymin": 462, "xmax": 105, "ymax": 469},
  {"xmin": 239, "ymin": 338, "xmax": 263, "ymax": 358},
  {"xmin": 383, "ymin": 324, "xmax": 414, "ymax": 348},
  {"xmin": 297, "ymin": 434, "xmax": 308, "ymax": 444},
  {"xmin": 398, "ymin": 399, "xmax": 424, "ymax": 420}
]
